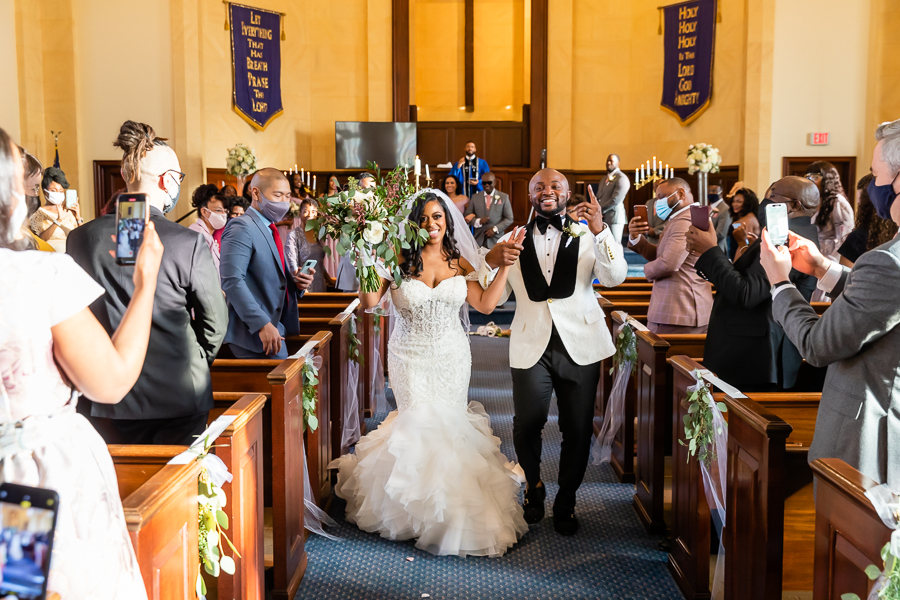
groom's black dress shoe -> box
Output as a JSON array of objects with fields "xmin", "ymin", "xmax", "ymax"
[
  {"xmin": 523, "ymin": 483, "xmax": 546, "ymax": 524},
  {"xmin": 553, "ymin": 508, "xmax": 579, "ymax": 536}
]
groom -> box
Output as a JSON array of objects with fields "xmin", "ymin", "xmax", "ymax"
[{"xmin": 481, "ymin": 169, "xmax": 628, "ymax": 535}]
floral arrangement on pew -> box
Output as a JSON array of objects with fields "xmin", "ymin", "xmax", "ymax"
[
  {"xmin": 225, "ymin": 143, "xmax": 258, "ymax": 193},
  {"xmin": 680, "ymin": 371, "xmax": 727, "ymax": 467},
  {"xmin": 592, "ymin": 321, "xmax": 638, "ymax": 465},
  {"xmin": 610, "ymin": 322, "xmax": 637, "ymax": 376},
  {"xmin": 685, "ymin": 143, "xmax": 722, "ymax": 175},
  {"xmin": 844, "ymin": 485, "xmax": 900, "ymax": 599},
  {"xmin": 302, "ymin": 358, "xmax": 320, "ymax": 432},
  {"xmin": 307, "ymin": 163, "xmax": 429, "ymax": 293},
  {"xmin": 192, "ymin": 433, "xmax": 240, "ymax": 599},
  {"xmin": 348, "ymin": 317, "xmax": 361, "ymax": 365}
]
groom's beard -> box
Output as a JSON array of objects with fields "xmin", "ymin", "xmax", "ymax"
[{"xmin": 532, "ymin": 197, "xmax": 565, "ymax": 218}]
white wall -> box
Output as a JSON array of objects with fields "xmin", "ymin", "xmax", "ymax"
[
  {"xmin": 72, "ymin": 0, "xmax": 175, "ymax": 206},
  {"xmin": 770, "ymin": 0, "xmax": 872, "ymax": 184},
  {"xmin": 0, "ymin": 0, "xmax": 21, "ymax": 141}
]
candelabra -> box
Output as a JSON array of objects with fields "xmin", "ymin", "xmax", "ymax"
[{"xmin": 634, "ymin": 156, "xmax": 673, "ymax": 190}]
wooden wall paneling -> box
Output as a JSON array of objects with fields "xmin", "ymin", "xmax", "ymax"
[
  {"xmin": 529, "ymin": 0, "xmax": 548, "ymax": 168},
  {"xmin": 392, "ymin": 0, "xmax": 410, "ymax": 122},
  {"xmin": 781, "ymin": 156, "xmax": 858, "ymax": 208},
  {"xmin": 92, "ymin": 159, "xmax": 124, "ymax": 216},
  {"xmin": 416, "ymin": 128, "xmax": 450, "ymax": 166}
]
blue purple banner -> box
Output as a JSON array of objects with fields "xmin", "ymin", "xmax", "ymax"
[
  {"xmin": 229, "ymin": 2, "xmax": 283, "ymax": 130},
  {"xmin": 660, "ymin": 0, "xmax": 717, "ymax": 125}
]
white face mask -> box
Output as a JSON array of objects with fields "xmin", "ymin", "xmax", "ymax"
[
  {"xmin": 7, "ymin": 191, "xmax": 27, "ymax": 243},
  {"xmin": 204, "ymin": 208, "xmax": 227, "ymax": 231},
  {"xmin": 45, "ymin": 190, "xmax": 64, "ymax": 205}
]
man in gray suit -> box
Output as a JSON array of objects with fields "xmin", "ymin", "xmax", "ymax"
[
  {"xmin": 595, "ymin": 154, "xmax": 631, "ymax": 243},
  {"xmin": 464, "ymin": 172, "xmax": 513, "ymax": 248},
  {"xmin": 334, "ymin": 173, "xmax": 376, "ymax": 292},
  {"xmin": 708, "ymin": 184, "xmax": 732, "ymax": 252},
  {"xmin": 759, "ymin": 118, "xmax": 900, "ymax": 489}
]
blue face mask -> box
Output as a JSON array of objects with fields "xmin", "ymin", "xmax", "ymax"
[
  {"xmin": 867, "ymin": 174, "xmax": 899, "ymax": 220},
  {"xmin": 654, "ymin": 191, "xmax": 678, "ymax": 221}
]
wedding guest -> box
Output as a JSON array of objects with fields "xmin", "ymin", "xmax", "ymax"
[
  {"xmin": 67, "ymin": 120, "xmax": 227, "ymax": 445},
  {"xmin": 728, "ymin": 188, "xmax": 760, "ymax": 259},
  {"xmin": 0, "ymin": 126, "xmax": 163, "ymax": 598},
  {"xmin": 220, "ymin": 168, "xmax": 315, "ymax": 358},
  {"xmin": 220, "ymin": 184, "xmax": 237, "ymax": 198},
  {"xmin": 16, "ymin": 147, "xmax": 52, "ymax": 251},
  {"xmin": 285, "ymin": 198, "xmax": 332, "ymax": 292},
  {"xmin": 708, "ymin": 184, "xmax": 732, "ymax": 252},
  {"xmin": 320, "ymin": 174, "xmax": 342, "ymax": 277},
  {"xmin": 805, "ymin": 160, "xmax": 855, "ymax": 262},
  {"xmin": 449, "ymin": 141, "xmax": 490, "ymax": 197},
  {"xmin": 30, "ymin": 167, "xmax": 82, "ymax": 252},
  {"xmin": 838, "ymin": 174, "xmax": 899, "ymax": 267},
  {"xmin": 595, "ymin": 153, "xmax": 631, "ymax": 242},
  {"xmin": 188, "ymin": 184, "xmax": 227, "ymax": 272},
  {"xmin": 319, "ymin": 174, "xmax": 340, "ymax": 197},
  {"xmin": 759, "ymin": 118, "xmax": 900, "ymax": 490},
  {"xmin": 228, "ymin": 195, "xmax": 249, "ymax": 220},
  {"xmin": 290, "ymin": 172, "xmax": 306, "ymax": 199},
  {"xmin": 442, "ymin": 174, "xmax": 469, "ymax": 214},
  {"xmin": 465, "ymin": 172, "xmax": 513, "ymax": 249},
  {"xmin": 628, "ymin": 178, "xmax": 713, "ymax": 334}
]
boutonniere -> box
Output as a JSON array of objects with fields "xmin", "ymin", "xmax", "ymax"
[
  {"xmin": 493, "ymin": 193, "xmax": 501, "ymax": 205},
  {"xmin": 563, "ymin": 221, "xmax": 588, "ymax": 247},
  {"xmin": 608, "ymin": 175, "xmax": 616, "ymax": 182}
]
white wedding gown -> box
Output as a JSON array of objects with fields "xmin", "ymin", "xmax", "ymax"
[{"xmin": 332, "ymin": 275, "xmax": 528, "ymax": 557}]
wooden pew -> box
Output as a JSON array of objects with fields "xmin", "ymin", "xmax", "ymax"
[
  {"xmin": 667, "ymin": 355, "xmax": 820, "ymax": 599},
  {"xmin": 292, "ymin": 303, "xmax": 365, "ymax": 451},
  {"xmin": 811, "ymin": 458, "xmax": 894, "ymax": 600},
  {"xmin": 115, "ymin": 456, "xmax": 202, "ymax": 599},
  {"xmin": 211, "ymin": 337, "xmax": 332, "ymax": 600},
  {"xmin": 625, "ymin": 317, "xmax": 706, "ymax": 533},
  {"xmin": 110, "ymin": 392, "xmax": 267, "ymax": 600}
]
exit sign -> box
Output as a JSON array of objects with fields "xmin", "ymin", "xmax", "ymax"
[{"xmin": 808, "ymin": 132, "xmax": 830, "ymax": 146}]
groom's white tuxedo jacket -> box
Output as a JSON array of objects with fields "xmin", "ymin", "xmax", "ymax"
[{"xmin": 481, "ymin": 219, "xmax": 628, "ymax": 369}]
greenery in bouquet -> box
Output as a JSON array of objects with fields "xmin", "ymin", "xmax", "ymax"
[
  {"xmin": 195, "ymin": 436, "xmax": 240, "ymax": 599},
  {"xmin": 843, "ymin": 542, "xmax": 900, "ymax": 599},
  {"xmin": 679, "ymin": 372, "xmax": 727, "ymax": 468},
  {"xmin": 686, "ymin": 143, "xmax": 722, "ymax": 175},
  {"xmin": 610, "ymin": 323, "xmax": 637, "ymax": 376},
  {"xmin": 225, "ymin": 143, "xmax": 258, "ymax": 177},
  {"xmin": 307, "ymin": 163, "xmax": 431, "ymax": 293}
]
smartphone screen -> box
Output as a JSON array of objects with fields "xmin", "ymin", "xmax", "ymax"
[
  {"xmin": 115, "ymin": 194, "xmax": 148, "ymax": 266},
  {"xmin": 766, "ymin": 203, "xmax": 789, "ymax": 246},
  {"xmin": 64, "ymin": 190, "xmax": 77, "ymax": 209},
  {"xmin": 634, "ymin": 205, "xmax": 648, "ymax": 224},
  {"xmin": 0, "ymin": 483, "xmax": 59, "ymax": 600}
]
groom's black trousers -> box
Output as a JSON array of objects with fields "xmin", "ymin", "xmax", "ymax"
[{"xmin": 510, "ymin": 327, "xmax": 601, "ymax": 513}]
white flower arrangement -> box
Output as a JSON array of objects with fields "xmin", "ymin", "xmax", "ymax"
[
  {"xmin": 686, "ymin": 143, "xmax": 722, "ymax": 175},
  {"xmin": 564, "ymin": 221, "xmax": 589, "ymax": 238},
  {"xmin": 225, "ymin": 143, "xmax": 258, "ymax": 177}
]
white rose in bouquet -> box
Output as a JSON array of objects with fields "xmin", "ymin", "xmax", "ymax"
[{"xmin": 363, "ymin": 221, "xmax": 386, "ymax": 245}]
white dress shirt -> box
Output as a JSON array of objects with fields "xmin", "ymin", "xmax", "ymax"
[{"xmin": 770, "ymin": 259, "xmax": 843, "ymax": 300}]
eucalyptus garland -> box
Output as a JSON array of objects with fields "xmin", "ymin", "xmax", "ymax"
[
  {"xmin": 195, "ymin": 441, "xmax": 240, "ymax": 598},
  {"xmin": 349, "ymin": 317, "xmax": 362, "ymax": 365},
  {"xmin": 610, "ymin": 323, "xmax": 637, "ymax": 376},
  {"xmin": 302, "ymin": 359, "xmax": 319, "ymax": 432},
  {"xmin": 843, "ymin": 542, "xmax": 900, "ymax": 600},
  {"xmin": 679, "ymin": 373, "xmax": 727, "ymax": 468}
]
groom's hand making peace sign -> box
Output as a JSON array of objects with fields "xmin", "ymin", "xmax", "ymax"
[{"xmin": 580, "ymin": 186, "xmax": 607, "ymax": 235}]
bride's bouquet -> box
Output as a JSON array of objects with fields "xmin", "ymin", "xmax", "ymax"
[{"xmin": 308, "ymin": 165, "xmax": 430, "ymax": 293}]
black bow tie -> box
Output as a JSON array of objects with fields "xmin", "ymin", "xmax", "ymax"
[{"xmin": 534, "ymin": 214, "xmax": 564, "ymax": 235}]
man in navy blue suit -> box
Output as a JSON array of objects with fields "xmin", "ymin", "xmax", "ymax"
[{"xmin": 220, "ymin": 168, "xmax": 315, "ymax": 358}]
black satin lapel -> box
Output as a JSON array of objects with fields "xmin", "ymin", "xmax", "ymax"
[
  {"xmin": 520, "ymin": 224, "xmax": 549, "ymax": 302},
  {"xmin": 547, "ymin": 219, "xmax": 578, "ymax": 300}
]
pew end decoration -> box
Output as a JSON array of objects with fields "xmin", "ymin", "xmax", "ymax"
[
  {"xmin": 593, "ymin": 320, "xmax": 637, "ymax": 465},
  {"xmin": 843, "ymin": 485, "xmax": 900, "ymax": 600},
  {"xmin": 166, "ymin": 419, "xmax": 241, "ymax": 599},
  {"xmin": 308, "ymin": 163, "xmax": 426, "ymax": 293},
  {"xmin": 301, "ymin": 353, "xmax": 324, "ymax": 432},
  {"xmin": 679, "ymin": 371, "xmax": 727, "ymax": 467}
]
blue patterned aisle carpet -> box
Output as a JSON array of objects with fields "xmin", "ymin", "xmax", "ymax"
[{"xmin": 297, "ymin": 337, "xmax": 680, "ymax": 600}]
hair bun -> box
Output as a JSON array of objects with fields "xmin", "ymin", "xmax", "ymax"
[{"xmin": 114, "ymin": 120, "xmax": 169, "ymax": 184}]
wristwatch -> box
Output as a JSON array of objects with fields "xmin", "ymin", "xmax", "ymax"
[{"xmin": 771, "ymin": 280, "xmax": 793, "ymax": 293}]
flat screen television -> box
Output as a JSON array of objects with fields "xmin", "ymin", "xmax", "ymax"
[{"xmin": 335, "ymin": 122, "xmax": 417, "ymax": 170}]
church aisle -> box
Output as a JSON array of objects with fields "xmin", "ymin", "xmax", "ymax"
[{"xmin": 298, "ymin": 337, "xmax": 681, "ymax": 600}]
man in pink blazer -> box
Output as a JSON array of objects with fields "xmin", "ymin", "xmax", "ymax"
[{"xmin": 626, "ymin": 177, "xmax": 713, "ymax": 333}]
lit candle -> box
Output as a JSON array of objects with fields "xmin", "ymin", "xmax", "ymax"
[
  {"xmin": 313, "ymin": 175, "xmax": 316, "ymax": 191},
  {"xmin": 307, "ymin": 171, "xmax": 311, "ymax": 187},
  {"xmin": 425, "ymin": 164, "xmax": 430, "ymax": 180},
  {"xmin": 653, "ymin": 156, "xmax": 657, "ymax": 174},
  {"xmin": 414, "ymin": 155, "xmax": 421, "ymax": 176},
  {"xmin": 295, "ymin": 164, "xmax": 298, "ymax": 173},
  {"xmin": 635, "ymin": 168, "xmax": 639, "ymax": 183},
  {"xmin": 640, "ymin": 165, "xmax": 645, "ymax": 181},
  {"xmin": 646, "ymin": 160, "xmax": 651, "ymax": 175},
  {"xmin": 283, "ymin": 171, "xmax": 288, "ymax": 176},
  {"xmin": 667, "ymin": 165, "xmax": 671, "ymax": 179}
]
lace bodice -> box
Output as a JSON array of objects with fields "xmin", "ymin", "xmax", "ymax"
[{"xmin": 387, "ymin": 275, "xmax": 477, "ymax": 411}]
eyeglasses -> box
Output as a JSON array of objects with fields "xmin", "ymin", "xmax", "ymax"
[
  {"xmin": 161, "ymin": 170, "xmax": 186, "ymax": 184},
  {"xmin": 804, "ymin": 173, "xmax": 822, "ymax": 181}
]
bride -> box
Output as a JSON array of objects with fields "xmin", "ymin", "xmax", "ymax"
[{"xmin": 331, "ymin": 190, "xmax": 528, "ymax": 557}]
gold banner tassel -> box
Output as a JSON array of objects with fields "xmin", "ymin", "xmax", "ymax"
[
  {"xmin": 658, "ymin": 7, "xmax": 664, "ymax": 35},
  {"xmin": 224, "ymin": 1, "xmax": 229, "ymax": 30},
  {"xmin": 281, "ymin": 14, "xmax": 285, "ymax": 40}
]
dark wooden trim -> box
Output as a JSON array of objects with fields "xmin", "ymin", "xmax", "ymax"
[
  {"xmin": 529, "ymin": 0, "xmax": 548, "ymax": 169},
  {"xmin": 93, "ymin": 159, "xmax": 124, "ymax": 217},
  {"xmin": 464, "ymin": 0, "xmax": 474, "ymax": 111},
  {"xmin": 781, "ymin": 156, "xmax": 858, "ymax": 208},
  {"xmin": 391, "ymin": 0, "xmax": 410, "ymax": 122}
]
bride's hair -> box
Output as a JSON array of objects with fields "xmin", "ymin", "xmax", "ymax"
[{"xmin": 401, "ymin": 192, "xmax": 461, "ymax": 279}]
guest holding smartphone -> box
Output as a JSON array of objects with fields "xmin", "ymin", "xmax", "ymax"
[
  {"xmin": 285, "ymin": 198, "xmax": 332, "ymax": 292},
  {"xmin": 30, "ymin": 167, "xmax": 82, "ymax": 252}
]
